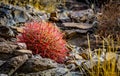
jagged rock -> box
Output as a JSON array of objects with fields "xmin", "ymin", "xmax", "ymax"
[
  {"xmin": 0, "ymin": 3, "xmax": 16, "ymax": 26},
  {"xmin": 17, "ymin": 57, "xmax": 58, "ymax": 73},
  {"xmin": 0, "ymin": 74, "xmax": 8, "ymax": 76},
  {"xmin": 57, "ymin": 11, "xmax": 71, "ymax": 22},
  {"xmin": 67, "ymin": 44, "xmax": 90, "ymax": 61},
  {"xmin": 0, "ymin": 53, "xmax": 14, "ymax": 60},
  {"xmin": 0, "ymin": 38, "xmax": 16, "ymax": 60},
  {"xmin": 66, "ymin": 64, "xmax": 76, "ymax": 71},
  {"xmin": 62, "ymin": 22, "xmax": 98, "ymax": 37},
  {"xmin": 0, "ymin": 55, "xmax": 28, "ymax": 76},
  {"xmin": 0, "ymin": 60, "xmax": 5, "ymax": 66},
  {"xmin": 14, "ymin": 67, "xmax": 70, "ymax": 76},
  {"xmin": 0, "ymin": 40, "xmax": 17, "ymax": 53},
  {"xmin": 13, "ymin": 49, "xmax": 32, "ymax": 56},
  {"xmin": 0, "ymin": 3, "xmax": 45, "ymax": 26},
  {"xmin": 17, "ymin": 43, "xmax": 27, "ymax": 49},
  {"xmin": 63, "ymin": 23, "xmax": 93, "ymax": 29},
  {"xmin": 74, "ymin": 54, "xmax": 83, "ymax": 60},
  {"xmin": 83, "ymin": 60, "xmax": 97, "ymax": 69},
  {"xmin": 70, "ymin": 72, "xmax": 85, "ymax": 76},
  {"xmin": 0, "ymin": 26, "xmax": 15, "ymax": 38},
  {"xmin": 75, "ymin": 59, "xmax": 86, "ymax": 66},
  {"xmin": 65, "ymin": 0, "xmax": 89, "ymax": 10},
  {"xmin": 0, "ymin": 42, "xmax": 17, "ymax": 54},
  {"xmin": 69, "ymin": 9, "xmax": 95, "ymax": 23}
]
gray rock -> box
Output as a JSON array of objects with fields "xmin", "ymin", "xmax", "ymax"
[
  {"xmin": 0, "ymin": 53, "xmax": 14, "ymax": 60},
  {"xmin": 18, "ymin": 57, "xmax": 58, "ymax": 73},
  {"xmin": 0, "ymin": 74, "xmax": 8, "ymax": 76},
  {"xmin": 14, "ymin": 67, "xmax": 70, "ymax": 76},
  {"xmin": 13, "ymin": 49, "xmax": 32, "ymax": 56},
  {"xmin": 83, "ymin": 60, "xmax": 97, "ymax": 69},
  {"xmin": 54, "ymin": 67, "xmax": 70, "ymax": 76},
  {"xmin": 70, "ymin": 72, "xmax": 85, "ymax": 76},
  {"xmin": 0, "ymin": 41, "xmax": 17, "ymax": 53},
  {"xmin": 0, "ymin": 60, "xmax": 6, "ymax": 66},
  {"xmin": 63, "ymin": 23, "xmax": 93, "ymax": 29},
  {"xmin": 0, "ymin": 3, "xmax": 41, "ymax": 26},
  {"xmin": 75, "ymin": 59, "xmax": 86, "ymax": 66},
  {"xmin": 70, "ymin": 9, "xmax": 94, "ymax": 22},
  {"xmin": 14, "ymin": 11, "xmax": 28, "ymax": 23},
  {"xmin": 66, "ymin": 64, "xmax": 76, "ymax": 71},
  {"xmin": 58, "ymin": 11, "xmax": 71, "ymax": 22},
  {"xmin": 17, "ymin": 43, "xmax": 27, "ymax": 49},
  {"xmin": 0, "ymin": 26, "xmax": 15, "ymax": 38},
  {"xmin": 0, "ymin": 42, "xmax": 13, "ymax": 53},
  {"xmin": 0, "ymin": 55, "xmax": 28, "ymax": 76}
]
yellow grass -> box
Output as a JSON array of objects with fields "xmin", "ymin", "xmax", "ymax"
[
  {"xmin": 85, "ymin": 35, "xmax": 120, "ymax": 76},
  {"xmin": 0, "ymin": 0, "xmax": 66, "ymax": 13}
]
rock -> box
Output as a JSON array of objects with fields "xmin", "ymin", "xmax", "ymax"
[
  {"xmin": 18, "ymin": 57, "xmax": 58, "ymax": 73},
  {"xmin": 64, "ymin": 29, "xmax": 89, "ymax": 36},
  {"xmin": 49, "ymin": 12, "xmax": 59, "ymax": 22},
  {"xmin": 0, "ymin": 4, "xmax": 16, "ymax": 26},
  {"xmin": 0, "ymin": 26, "xmax": 15, "ymax": 38},
  {"xmin": 67, "ymin": 64, "xmax": 76, "ymax": 70},
  {"xmin": 0, "ymin": 3, "xmax": 47, "ymax": 27},
  {"xmin": 13, "ymin": 10, "xmax": 29, "ymax": 23},
  {"xmin": 0, "ymin": 55, "xmax": 28, "ymax": 76},
  {"xmin": 83, "ymin": 60, "xmax": 97, "ymax": 69},
  {"xmin": 0, "ymin": 42, "xmax": 13, "ymax": 53},
  {"xmin": 0, "ymin": 74, "xmax": 8, "ymax": 76},
  {"xmin": 63, "ymin": 23, "xmax": 93, "ymax": 29},
  {"xmin": 62, "ymin": 22, "xmax": 97, "ymax": 36},
  {"xmin": 58, "ymin": 11, "xmax": 71, "ymax": 22},
  {"xmin": 68, "ymin": 44, "xmax": 89, "ymax": 59},
  {"xmin": 0, "ymin": 60, "xmax": 6, "ymax": 66},
  {"xmin": 0, "ymin": 41, "xmax": 17, "ymax": 54},
  {"xmin": 69, "ymin": 9, "xmax": 94, "ymax": 23},
  {"xmin": 65, "ymin": 0, "xmax": 89, "ymax": 10},
  {"xmin": 53, "ymin": 67, "xmax": 70, "ymax": 76},
  {"xmin": 75, "ymin": 59, "xmax": 86, "ymax": 66},
  {"xmin": 70, "ymin": 72, "xmax": 85, "ymax": 76},
  {"xmin": 14, "ymin": 67, "xmax": 70, "ymax": 76},
  {"xmin": 75, "ymin": 54, "xmax": 83, "ymax": 60},
  {"xmin": 67, "ymin": 34, "xmax": 99, "ymax": 49},
  {"xmin": 17, "ymin": 43, "xmax": 27, "ymax": 49},
  {"xmin": 0, "ymin": 53, "xmax": 14, "ymax": 60},
  {"xmin": 13, "ymin": 49, "xmax": 32, "ymax": 56}
]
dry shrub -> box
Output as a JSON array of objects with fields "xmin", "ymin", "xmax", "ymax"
[{"xmin": 96, "ymin": 1, "xmax": 120, "ymax": 38}]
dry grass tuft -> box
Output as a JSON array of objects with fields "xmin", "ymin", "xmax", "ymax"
[{"xmin": 84, "ymin": 36, "xmax": 120, "ymax": 76}]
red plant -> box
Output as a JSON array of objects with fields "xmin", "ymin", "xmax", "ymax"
[{"xmin": 17, "ymin": 21, "xmax": 69, "ymax": 63}]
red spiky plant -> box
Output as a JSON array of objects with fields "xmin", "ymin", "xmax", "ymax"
[{"xmin": 17, "ymin": 21, "xmax": 69, "ymax": 63}]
